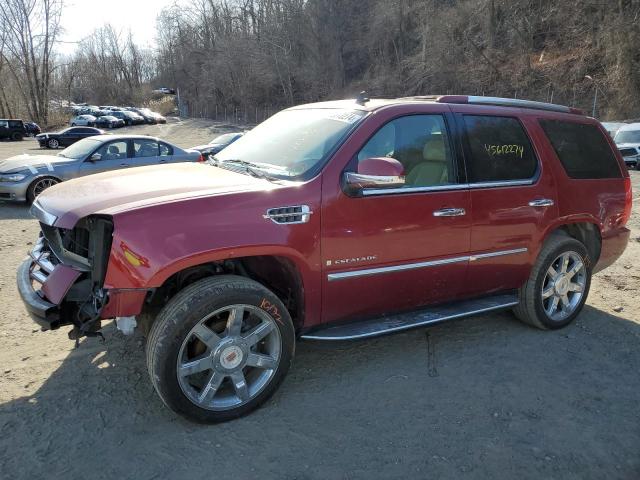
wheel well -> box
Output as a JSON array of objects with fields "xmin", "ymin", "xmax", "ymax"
[
  {"xmin": 140, "ymin": 256, "xmax": 305, "ymax": 333},
  {"xmin": 548, "ymin": 223, "xmax": 601, "ymax": 264}
]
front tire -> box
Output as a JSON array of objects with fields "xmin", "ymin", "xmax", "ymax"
[
  {"xmin": 47, "ymin": 138, "xmax": 59, "ymax": 149},
  {"xmin": 146, "ymin": 275, "xmax": 295, "ymax": 423},
  {"xmin": 514, "ymin": 234, "xmax": 591, "ymax": 330},
  {"xmin": 27, "ymin": 176, "xmax": 59, "ymax": 204}
]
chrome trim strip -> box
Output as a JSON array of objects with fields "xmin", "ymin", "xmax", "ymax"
[
  {"xmin": 362, "ymin": 183, "xmax": 468, "ymax": 196},
  {"xmin": 300, "ymin": 300, "xmax": 520, "ymax": 340},
  {"xmin": 468, "ymin": 179, "xmax": 534, "ymax": 189},
  {"xmin": 327, "ymin": 248, "xmax": 528, "ymax": 281},
  {"xmin": 327, "ymin": 255, "xmax": 469, "ymax": 281},
  {"xmin": 263, "ymin": 205, "xmax": 312, "ymax": 224},
  {"xmin": 362, "ymin": 179, "xmax": 535, "ymax": 196},
  {"xmin": 469, "ymin": 247, "xmax": 528, "ymax": 262}
]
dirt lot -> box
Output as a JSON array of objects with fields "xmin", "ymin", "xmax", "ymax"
[{"xmin": 1, "ymin": 119, "xmax": 639, "ymax": 479}]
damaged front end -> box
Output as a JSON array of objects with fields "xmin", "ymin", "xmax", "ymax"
[{"xmin": 17, "ymin": 202, "xmax": 114, "ymax": 341}]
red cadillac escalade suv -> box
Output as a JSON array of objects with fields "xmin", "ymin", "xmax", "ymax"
[{"xmin": 18, "ymin": 95, "xmax": 632, "ymax": 423}]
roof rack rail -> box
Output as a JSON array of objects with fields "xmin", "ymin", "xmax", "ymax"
[{"xmin": 435, "ymin": 95, "xmax": 584, "ymax": 115}]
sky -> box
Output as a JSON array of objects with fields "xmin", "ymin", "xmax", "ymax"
[{"xmin": 57, "ymin": 0, "xmax": 179, "ymax": 56}]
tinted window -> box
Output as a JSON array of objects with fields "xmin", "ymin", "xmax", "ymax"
[
  {"xmin": 134, "ymin": 139, "xmax": 159, "ymax": 157},
  {"xmin": 540, "ymin": 120, "xmax": 622, "ymax": 179},
  {"xmin": 95, "ymin": 140, "xmax": 128, "ymax": 160},
  {"xmin": 357, "ymin": 115, "xmax": 455, "ymax": 187},
  {"xmin": 8, "ymin": 120, "xmax": 23, "ymax": 128},
  {"xmin": 159, "ymin": 142, "xmax": 173, "ymax": 156},
  {"xmin": 463, "ymin": 116, "xmax": 537, "ymax": 182}
]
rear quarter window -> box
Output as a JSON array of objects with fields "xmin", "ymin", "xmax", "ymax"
[
  {"xmin": 539, "ymin": 120, "xmax": 622, "ymax": 179},
  {"xmin": 462, "ymin": 115, "xmax": 538, "ymax": 183}
]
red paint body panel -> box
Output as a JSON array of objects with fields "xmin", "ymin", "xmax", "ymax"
[
  {"xmin": 101, "ymin": 290, "xmax": 148, "ymax": 317},
  {"xmin": 41, "ymin": 265, "xmax": 81, "ymax": 305},
  {"xmin": 101, "ymin": 176, "xmax": 323, "ymax": 325}
]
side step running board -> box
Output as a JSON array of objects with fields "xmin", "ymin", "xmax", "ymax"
[{"xmin": 300, "ymin": 293, "xmax": 519, "ymax": 341}]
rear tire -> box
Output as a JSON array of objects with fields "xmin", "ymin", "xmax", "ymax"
[
  {"xmin": 146, "ymin": 275, "xmax": 295, "ymax": 423},
  {"xmin": 514, "ymin": 234, "xmax": 591, "ymax": 330}
]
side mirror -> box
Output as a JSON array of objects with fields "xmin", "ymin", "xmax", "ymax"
[
  {"xmin": 88, "ymin": 153, "xmax": 101, "ymax": 162},
  {"xmin": 343, "ymin": 157, "xmax": 405, "ymax": 196}
]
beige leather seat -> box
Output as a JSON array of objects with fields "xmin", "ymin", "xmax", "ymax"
[{"xmin": 406, "ymin": 138, "xmax": 449, "ymax": 186}]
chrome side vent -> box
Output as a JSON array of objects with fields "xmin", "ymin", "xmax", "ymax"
[{"xmin": 263, "ymin": 205, "xmax": 312, "ymax": 224}]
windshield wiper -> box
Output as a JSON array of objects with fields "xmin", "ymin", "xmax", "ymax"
[{"xmin": 213, "ymin": 158, "xmax": 289, "ymax": 181}]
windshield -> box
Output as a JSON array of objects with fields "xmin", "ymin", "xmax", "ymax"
[
  {"xmin": 214, "ymin": 108, "xmax": 366, "ymax": 178},
  {"xmin": 210, "ymin": 133, "xmax": 240, "ymax": 144},
  {"xmin": 58, "ymin": 138, "xmax": 101, "ymax": 159},
  {"xmin": 615, "ymin": 129, "xmax": 640, "ymax": 144}
]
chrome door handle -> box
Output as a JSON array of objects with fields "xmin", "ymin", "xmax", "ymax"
[
  {"xmin": 528, "ymin": 199, "xmax": 554, "ymax": 207},
  {"xmin": 433, "ymin": 208, "xmax": 466, "ymax": 217}
]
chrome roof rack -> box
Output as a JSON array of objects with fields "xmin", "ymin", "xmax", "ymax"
[{"xmin": 435, "ymin": 95, "xmax": 582, "ymax": 114}]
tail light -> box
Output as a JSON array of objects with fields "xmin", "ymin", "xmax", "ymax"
[
  {"xmin": 197, "ymin": 153, "xmax": 205, "ymax": 163},
  {"xmin": 621, "ymin": 176, "xmax": 633, "ymax": 226}
]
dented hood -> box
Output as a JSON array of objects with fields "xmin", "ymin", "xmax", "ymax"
[
  {"xmin": 34, "ymin": 163, "xmax": 273, "ymax": 228},
  {"xmin": 0, "ymin": 154, "xmax": 76, "ymax": 173}
]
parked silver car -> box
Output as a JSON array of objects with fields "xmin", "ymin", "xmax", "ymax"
[
  {"xmin": 70, "ymin": 114, "xmax": 97, "ymax": 127},
  {"xmin": 0, "ymin": 135, "xmax": 202, "ymax": 203}
]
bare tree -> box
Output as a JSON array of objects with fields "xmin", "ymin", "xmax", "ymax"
[{"xmin": 0, "ymin": 0, "xmax": 62, "ymax": 124}]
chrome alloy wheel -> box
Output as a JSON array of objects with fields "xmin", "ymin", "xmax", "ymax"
[
  {"xmin": 32, "ymin": 177, "xmax": 59, "ymax": 197},
  {"xmin": 541, "ymin": 251, "xmax": 586, "ymax": 322},
  {"xmin": 176, "ymin": 304, "xmax": 281, "ymax": 411}
]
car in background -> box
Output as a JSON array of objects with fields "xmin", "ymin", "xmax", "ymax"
[
  {"xmin": 70, "ymin": 115, "xmax": 97, "ymax": 127},
  {"xmin": 0, "ymin": 134, "xmax": 202, "ymax": 203},
  {"xmin": 24, "ymin": 121, "xmax": 41, "ymax": 137},
  {"xmin": 126, "ymin": 107, "xmax": 158, "ymax": 124},
  {"xmin": 0, "ymin": 119, "xmax": 27, "ymax": 141},
  {"xmin": 613, "ymin": 123, "xmax": 640, "ymax": 169},
  {"xmin": 94, "ymin": 115, "xmax": 125, "ymax": 129},
  {"xmin": 36, "ymin": 127, "xmax": 104, "ymax": 149},
  {"xmin": 601, "ymin": 121, "xmax": 626, "ymax": 138},
  {"xmin": 110, "ymin": 110, "xmax": 145, "ymax": 126},
  {"xmin": 153, "ymin": 87, "xmax": 176, "ymax": 95},
  {"xmin": 191, "ymin": 132, "xmax": 245, "ymax": 157}
]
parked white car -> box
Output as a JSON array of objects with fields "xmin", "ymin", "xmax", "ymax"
[
  {"xmin": 614, "ymin": 122, "xmax": 640, "ymax": 169},
  {"xmin": 69, "ymin": 115, "xmax": 97, "ymax": 127}
]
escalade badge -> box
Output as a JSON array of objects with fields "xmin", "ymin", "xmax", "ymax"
[{"xmin": 326, "ymin": 255, "xmax": 377, "ymax": 267}]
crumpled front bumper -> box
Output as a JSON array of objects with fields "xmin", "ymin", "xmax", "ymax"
[
  {"xmin": 17, "ymin": 259, "xmax": 59, "ymax": 329},
  {"xmin": 16, "ymin": 236, "xmax": 82, "ymax": 330}
]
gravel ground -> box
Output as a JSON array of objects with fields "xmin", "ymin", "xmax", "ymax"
[{"xmin": 1, "ymin": 119, "xmax": 639, "ymax": 479}]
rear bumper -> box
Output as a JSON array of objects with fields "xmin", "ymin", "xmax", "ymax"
[{"xmin": 594, "ymin": 227, "xmax": 631, "ymax": 274}]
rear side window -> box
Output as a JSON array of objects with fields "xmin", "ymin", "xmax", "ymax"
[
  {"xmin": 540, "ymin": 120, "xmax": 622, "ymax": 179},
  {"xmin": 159, "ymin": 142, "xmax": 173, "ymax": 156},
  {"xmin": 463, "ymin": 116, "xmax": 538, "ymax": 182}
]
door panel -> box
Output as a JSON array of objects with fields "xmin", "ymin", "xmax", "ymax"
[
  {"xmin": 322, "ymin": 190, "xmax": 471, "ymax": 323},
  {"xmin": 78, "ymin": 140, "xmax": 130, "ymax": 176},
  {"xmin": 131, "ymin": 139, "xmax": 161, "ymax": 167},
  {"xmin": 451, "ymin": 107, "xmax": 559, "ymax": 296},
  {"xmin": 321, "ymin": 108, "xmax": 471, "ymax": 325}
]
